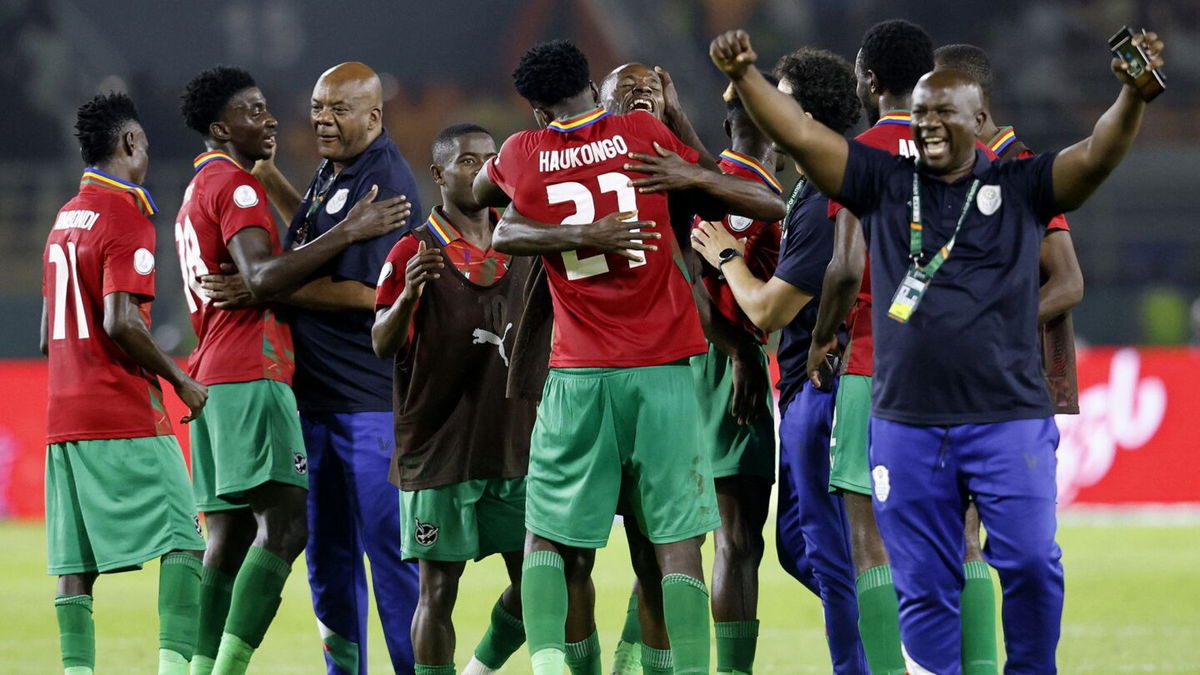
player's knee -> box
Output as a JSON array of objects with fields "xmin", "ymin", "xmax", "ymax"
[
  {"xmin": 260, "ymin": 511, "xmax": 308, "ymax": 560},
  {"xmin": 418, "ymin": 570, "xmax": 460, "ymax": 617},
  {"xmin": 561, "ymin": 548, "xmax": 595, "ymax": 582}
]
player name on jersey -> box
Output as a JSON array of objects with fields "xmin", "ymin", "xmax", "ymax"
[
  {"xmin": 53, "ymin": 210, "xmax": 101, "ymax": 231},
  {"xmin": 537, "ymin": 135, "xmax": 630, "ymax": 173}
]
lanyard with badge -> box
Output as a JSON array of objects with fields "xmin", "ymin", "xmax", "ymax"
[
  {"xmin": 292, "ymin": 161, "xmax": 337, "ymax": 248},
  {"xmin": 887, "ymin": 173, "xmax": 980, "ymax": 323}
]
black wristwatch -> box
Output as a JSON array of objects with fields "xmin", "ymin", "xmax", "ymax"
[{"xmin": 717, "ymin": 248, "xmax": 742, "ymax": 267}]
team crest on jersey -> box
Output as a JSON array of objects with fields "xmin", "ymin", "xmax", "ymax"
[
  {"xmin": 414, "ymin": 518, "xmax": 439, "ymax": 546},
  {"xmin": 134, "ymin": 248, "xmax": 155, "ymax": 275},
  {"xmin": 976, "ymin": 185, "xmax": 1002, "ymax": 216},
  {"xmin": 326, "ymin": 188, "xmax": 349, "ymax": 215},
  {"xmin": 378, "ymin": 262, "xmax": 394, "ymax": 286},
  {"xmin": 193, "ymin": 515, "xmax": 203, "ymax": 536},
  {"xmin": 728, "ymin": 215, "xmax": 753, "ymax": 232},
  {"xmin": 233, "ymin": 184, "xmax": 259, "ymax": 208},
  {"xmin": 872, "ymin": 465, "xmax": 891, "ymax": 502},
  {"xmin": 293, "ymin": 452, "xmax": 308, "ymax": 475}
]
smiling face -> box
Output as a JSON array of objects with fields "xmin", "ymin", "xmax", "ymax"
[
  {"xmin": 221, "ymin": 87, "xmax": 277, "ymax": 162},
  {"xmin": 310, "ymin": 66, "xmax": 382, "ymax": 166},
  {"xmin": 602, "ymin": 63, "xmax": 664, "ymax": 119},
  {"xmin": 433, "ymin": 132, "xmax": 497, "ymax": 212},
  {"xmin": 910, "ymin": 71, "xmax": 984, "ymax": 175}
]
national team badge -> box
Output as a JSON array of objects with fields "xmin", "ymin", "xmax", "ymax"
[
  {"xmin": 728, "ymin": 215, "xmax": 753, "ymax": 232},
  {"xmin": 134, "ymin": 248, "xmax": 155, "ymax": 275},
  {"xmin": 233, "ymin": 184, "xmax": 259, "ymax": 208},
  {"xmin": 872, "ymin": 465, "xmax": 891, "ymax": 502},
  {"xmin": 293, "ymin": 452, "xmax": 308, "ymax": 475},
  {"xmin": 326, "ymin": 188, "xmax": 350, "ymax": 215},
  {"xmin": 976, "ymin": 185, "xmax": 1002, "ymax": 216},
  {"xmin": 414, "ymin": 519, "xmax": 439, "ymax": 546},
  {"xmin": 193, "ymin": 515, "xmax": 203, "ymax": 536}
]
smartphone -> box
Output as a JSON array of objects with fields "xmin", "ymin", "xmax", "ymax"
[
  {"xmin": 1108, "ymin": 26, "xmax": 1165, "ymax": 102},
  {"xmin": 815, "ymin": 353, "xmax": 840, "ymax": 393}
]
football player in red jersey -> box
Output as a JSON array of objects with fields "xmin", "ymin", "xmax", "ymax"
[
  {"xmin": 41, "ymin": 92, "xmax": 207, "ymax": 675},
  {"xmin": 176, "ymin": 66, "xmax": 408, "ymax": 675},
  {"xmin": 474, "ymin": 40, "xmax": 718, "ymax": 675}
]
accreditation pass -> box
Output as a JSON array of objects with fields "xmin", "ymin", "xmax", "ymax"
[{"xmin": 887, "ymin": 265, "xmax": 931, "ymax": 323}]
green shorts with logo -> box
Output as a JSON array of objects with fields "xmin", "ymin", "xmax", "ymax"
[
  {"xmin": 400, "ymin": 477, "xmax": 526, "ymax": 562},
  {"xmin": 691, "ymin": 342, "xmax": 776, "ymax": 482},
  {"xmin": 829, "ymin": 373, "xmax": 872, "ymax": 495},
  {"xmin": 45, "ymin": 435, "xmax": 205, "ymax": 575},
  {"xmin": 190, "ymin": 379, "xmax": 308, "ymax": 512},
  {"xmin": 526, "ymin": 364, "xmax": 721, "ymax": 549}
]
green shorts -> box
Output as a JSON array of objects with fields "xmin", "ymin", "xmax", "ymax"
[
  {"xmin": 691, "ymin": 342, "xmax": 776, "ymax": 482},
  {"xmin": 400, "ymin": 477, "xmax": 526, "ymax": 562},
  {"xmin": 45, "ymin": 435, "xmax": 205, "ymax": 575},
  {"xmin": 190, "ymin": 379, "xmax": 308, "ymax": 512},
  {"xmin": 829, "ymin": 374, "xmax": 872, "ymax": 495},
  {"xmin": 526, "ymin": 364, "xmax": 721, "ymax": 548}
]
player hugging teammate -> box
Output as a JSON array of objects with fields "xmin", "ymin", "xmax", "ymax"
[{"xmin": 40, "ymin": 19, "xmax": 1163, "ymax": 675}]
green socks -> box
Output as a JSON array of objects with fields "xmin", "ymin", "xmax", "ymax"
[
  {"xmin": 641, "ymin": 644, "xmax": 673, "ymax": 675},
  {"xmin": 415, "ymin": 665, "xmax": 456, "ymax": 675},
  {"xmin": 521, "ymin": 550, "xmax": 567, "ymax": 674},
  {"xmin": 55, "ymin": 594, "xmax": 95, "ymax": 674},
  {"xmin": 158, "ymin": 551, "xmax": 202, "ymax": 674},
  {"xmin": 612, "ymin": 592, "xmax": 642, "ymax": 674},
  {"xmin": 471, "ymin": 596, "xmax": 526, "ymax": 670},
  {"xmin": 565, "ymin": 631, "xmax": 601, "ymax": 674},
  {"xmin": 715, "ymin": 620, "xmax": 759, "ymax": 674},
  {"xmin": 962, "ymin": 560, "xmax": 999, "ymax": 674},
  {"xmin": 661, "ymin": 573, "xmax": 711, "ymax": 674},
  {"xmin": 855, "ymin": 565, "xmax": 905, "ymax": 675},
  {"xmin": 211, "ymin": 546, "xmax": 291, "ymax": 675},
  {"xmin": 193, "ymin": 565, "xmax": 235, "ymax": 675}
]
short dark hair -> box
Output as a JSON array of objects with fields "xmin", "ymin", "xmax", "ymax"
[
  {"xmin": 180, "ymin": 65, "xmax": 257, "ymax": 135},
  {"xmin": 74, "ymin": 92, "xmax": 140, "ymax": 166},
  {"xmin": 431, "ymin": 123, "xmax": 492, "ymax": 165},
  {"xmin": 774, "ymin": 48, "xmax": 862, "ymax": 135},
  {"xmin": 512, "ymin": 40, "xmax": 591, "ymax": 107},
  {"xmin": 859, "ymin": 19, "xmax": 934, "ymax": 96},
  {"xmin": 934, "ymin": 44, "xmax": 993, "ymax": 103}
]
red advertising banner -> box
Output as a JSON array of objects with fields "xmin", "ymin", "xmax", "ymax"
[{"xmin": 0, "ymin": 348, "xmax": 1196, "ymax": 519}]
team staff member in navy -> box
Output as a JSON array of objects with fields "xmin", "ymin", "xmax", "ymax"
[
  {"xmin": 710, "ymin": 28, "xmax": 1165, "ymax": 674},
  {"xmin": 207, "ymin": 61, "xmax": 422, "ymax": 674}
]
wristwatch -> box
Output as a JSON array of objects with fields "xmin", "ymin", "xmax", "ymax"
[{"xmin": 717, "ymin": 248, "xmax": 742, "ymax": 267}]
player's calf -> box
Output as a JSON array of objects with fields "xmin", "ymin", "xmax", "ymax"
[{"xmin": 413, "ymin": 560, "xmax": 467, "ymax": 668}]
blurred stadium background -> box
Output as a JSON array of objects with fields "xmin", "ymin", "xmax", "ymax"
[{"xmin": 0, "ymin": 0, "xmax": 1197, "ymax": 671}]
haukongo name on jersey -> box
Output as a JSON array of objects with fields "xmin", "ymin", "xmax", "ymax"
[
  {"xmin": 43, "ymin": 171, "xmax": 173, "ymax": 444},
  {"xmin": 175, "ymin": 152, "xmax": 294, "ymax": 386},
  {"xmin": 486, "ymin": 109, "xmax": 706, "ymax": 368}
]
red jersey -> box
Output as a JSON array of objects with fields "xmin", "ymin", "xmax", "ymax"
[
  {"xmin": 174, "ymin": 152, "xmax": 294, "ymax": 386},
  {"xmin": 693, "ymin": 150, "xmax": 782, "ymax": 342},
  {"xmin": 376, "ymin": 207, "xmax": 510, "ymax": 309},
  {"xmin": 486, "ymin": 109, "xmax": 706, "ymax": 367},
  {"xmin": 43, "ymin": 170, "xmax": 173, "ymax": 443},
  {"xmin": 988, "ymin": 126, "xmax": 1070, "ymax": 232}
]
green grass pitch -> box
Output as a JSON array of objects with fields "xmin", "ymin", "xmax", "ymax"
[{"xmin": 2, "ymin": 519, "xmax": 1197, "ymax": 672}]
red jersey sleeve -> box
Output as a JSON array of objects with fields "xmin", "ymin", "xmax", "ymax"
[
  {"xmin": 486, "ymin": 132, "xmax": 530, "ymax": 197},
  {"xmin": 375, "ymin": 235, "xmax": 422, "ymax": 309},
  {"xmin": 1046, "ymin": 214, "xmax": 1070, "ymax": 232},
  {"xmin": 212, "ymin": 174, "xmax": 274, "ymax": 243},
  {"xmin": 101, "ymin": 207, "xmax": 157, "ymax": 299}
]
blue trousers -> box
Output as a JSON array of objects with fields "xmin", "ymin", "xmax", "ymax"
[
  {"xmin": 776, "ymin": 383, "xmax": 868, "ymax": 674},
  {"xmin": 870, "ymin": 417, "xmax": 1063, "ymax": 675},
  {"xmin": 301, "ymin": 412, "xmax": 420, "ymax": 674}
]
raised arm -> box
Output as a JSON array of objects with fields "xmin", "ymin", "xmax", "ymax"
[
  {"xmin": 227, "ymin": 185, "xmax": 410, "ymax": 301},
  {"xmin": 251, "ymin": 154, "xmax": 303, "ymax": 220},
  {"xmin": 1038, "ymin": 229, "xmax": 1084, "ymax": 323},
  {"xmin": 103, "ymin": 291, "xmax": 207, "ymax": 422},
  {"xmin": 1051, "ymin": 30, "xmax": 1163, "ymax": 212},
  {"xmin": 710, "ymin": 30, "xmax": 850, "ymax": 197},
  {"xmin": 492, "ymin": 206, "xmax": 658, "ymax": 259},
  {"xmin": 806, "ymin": 208, "xmax": 865, "ymax": 387},
  {"xmin": 472, "ymin": 169, "xmax": 512, "ymax": 209},
  {"xmin": 657, "ymin": 66, "xmax": 719, "ymax": 170}
]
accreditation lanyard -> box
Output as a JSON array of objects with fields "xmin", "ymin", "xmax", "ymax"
[{"xmin": 886, "ymin": 173, "xmax": 980, "ymax": 323}]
